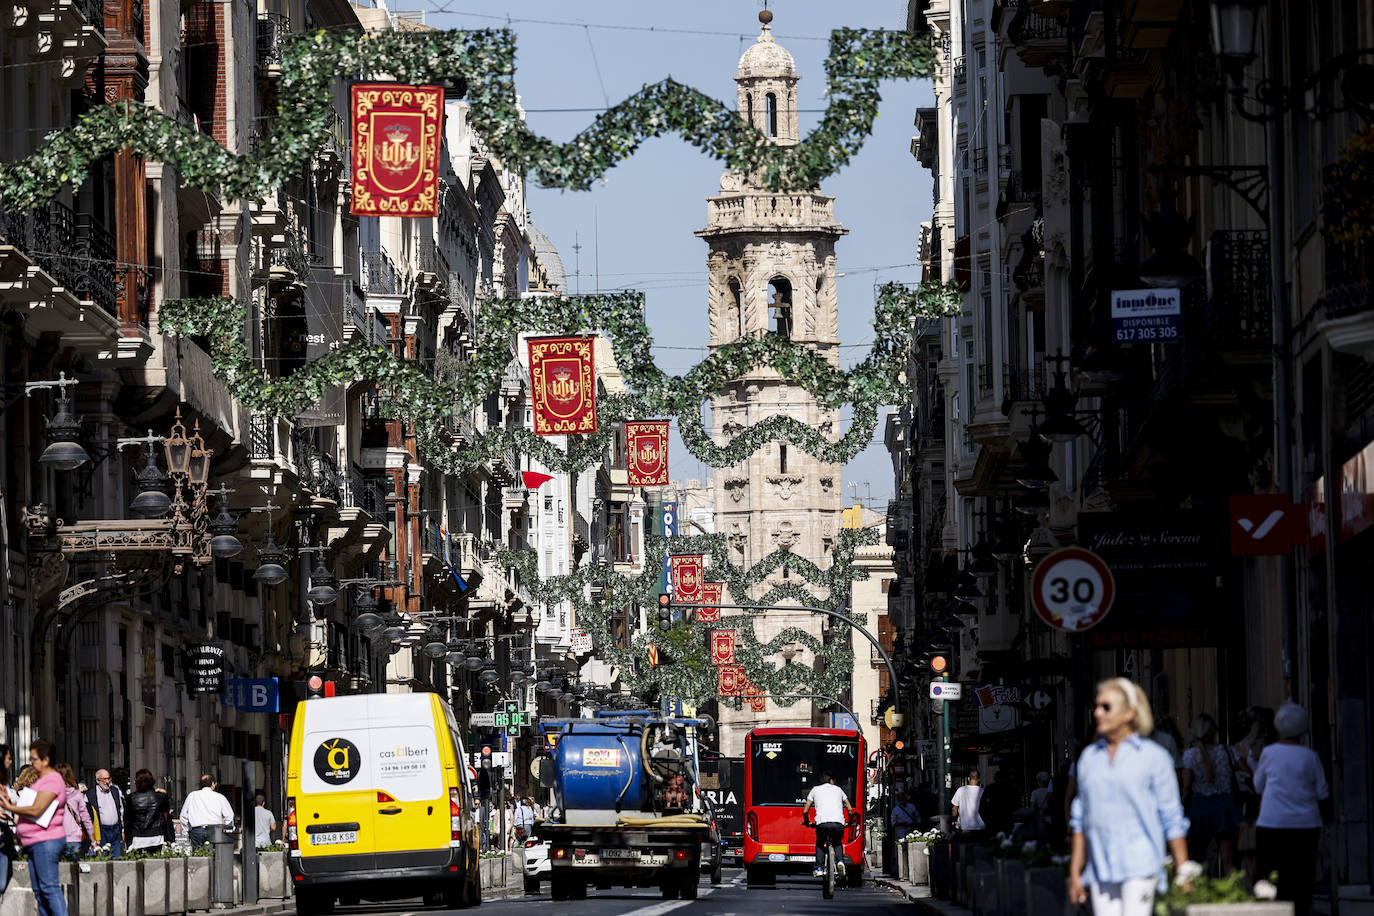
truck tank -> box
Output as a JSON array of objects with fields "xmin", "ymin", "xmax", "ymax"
[{"xmin": 553, "ymin": 722, "xmax": 648, "ymax": 824}]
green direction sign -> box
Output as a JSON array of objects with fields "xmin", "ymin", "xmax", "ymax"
[{"xmin": 495, "ymin": 700, "xmax": 532, "ymax": 736}]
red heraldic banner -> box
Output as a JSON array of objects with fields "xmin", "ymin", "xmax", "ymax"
[
  {"xmin": 744, "ymin": 679, "xmax": 767, "ymax": 712},
  {"xmin": 717, "ymin": 665, "xmax": 744, "ymax": 697},
  {"xmin": 350, "ymin": 83, "xmax": 444, "ymax": 217},
  {"xmin": 670, "ymin": 554, "xmax": 705, "ymax": 603},
  {"xmin": 709, "ymin": 629, "xmax": 737, "ymax": 667},
  {"xmin": 528, "ymin": 336, "xmax": 598, "ymax": 435},
  {"xmin": 625, "ymin": 421, "xmax": 670, "ymax": 486},
  {"xmin": 697, "ymin": 582, "xmax": 723, "ymax": 623}
]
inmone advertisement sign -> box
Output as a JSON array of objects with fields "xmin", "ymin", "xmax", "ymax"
[
  {"xmin": 1110, "ymin": 288, "xmax": 1182, "ymax": 344},
  {"xmin": 1076, "ymin": 512, "xmax": 1224, "ymax": 648}
]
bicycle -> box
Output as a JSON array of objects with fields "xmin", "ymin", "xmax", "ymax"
[{"xmin": 802, "ymin": 815, "xmax": 847, "ymax": 899}]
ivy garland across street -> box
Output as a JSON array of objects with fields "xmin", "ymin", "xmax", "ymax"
[
  {"xmin": 158, "ymin": 280, "xmax": 961, "ymax": 472},
  {"xmin": 0, "ymin": 26, "xmax": 935, "ymax": 210},
  {"xmin": 498, "ymin": 528, "xmax": 878, "ymax": 702}
]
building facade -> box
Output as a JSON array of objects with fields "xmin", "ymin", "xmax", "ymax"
[{"xmin": 894, "ymin": 0, "xmax": 1374, "ymax": 893}]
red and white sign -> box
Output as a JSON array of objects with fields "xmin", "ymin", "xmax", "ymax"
[
  {"xmin": 570, "ymin": 628, "xmax": 593, "ymax": 655},
  {"xmin": 350, "ymin": 83, "xmax": 444, "ymax": 216},
  {"xmin": 1229, "ymin": 494, "xmax": 1301, "ymax": 556},
  {"xmin": 1031, "ymin": 547, "xmax": 1115, "ymax": 632},
  {"xmin": 696, "ymin": 582, "xmax": 723, "ymax": 623},
  {"xmin": 669, "ymin": 555, "xmax": 705, "ymax": 603},
  {"xmin": 528, "ymin": 336, "xmax": 597, "ymax": 435},
  {"xmin": 709, "ymin": 629, "xmax": 737, "ymax": 666}
]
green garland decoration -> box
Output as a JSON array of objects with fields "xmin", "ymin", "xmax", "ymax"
[
  {"xmin": 500, "ymin": 528, "xmax": 879, "ymax": 702},
  {"xmin": 158, "ymin": 280, "xmax": 960, "ymax": 472},
  {"xmin": 0, "ymin": 28, "xmax": 935, "ymax": 210}
]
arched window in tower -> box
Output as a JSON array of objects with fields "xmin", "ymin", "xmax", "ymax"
[
  {"xmin": 768, "ymin": 276, "xmax": 793, "ymax": 339},
  {"xmin": 746, "ymin": 92, "xmax": 754, "ymax": 128},
  {"xmin": 765, "ymin": 92, "xmax": 778, "ymax": 137},
  {"xmin": 728, "ymin": 278, "xmax": 743, "ymax": 337}
]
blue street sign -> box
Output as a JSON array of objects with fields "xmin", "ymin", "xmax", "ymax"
[
  {"xmin": 225, "ymin": 677, "xmax": 279, "ymax": 713},
  {"xmin": 660, "ymin": 501, "xmax": 678, "ymax": 609},
  {"xmin": 828, "ymin": 712, "xmax": 859, "ymax": 732}
]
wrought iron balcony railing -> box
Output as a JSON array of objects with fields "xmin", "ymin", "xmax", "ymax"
[
  {"xmin": 256, "ymin": 13, "xmax": 288, "ymax": 69},
  {"xmin": 0, "ymin": 202, "xmax": 118, "ymax": 316},
  {"xmin": 1205, "ymin": 230, "xmax": 1273, "ymax": 344},
  {"xmin": 249, "ymin": 414, "xmax": 275, "ymax": 460},
  {"xmin": 360, "ymin": 249, "xmax": 410, "ymax": 297}
]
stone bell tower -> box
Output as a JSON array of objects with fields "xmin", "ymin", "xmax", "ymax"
[{"xmin": 697, "ymin": 11, "xmax": 847, "ymax": 755}]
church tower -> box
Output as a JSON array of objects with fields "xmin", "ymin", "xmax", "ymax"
[{"xmin": 697, "ymin": 11, "xmax": 847, "ymax": 754}]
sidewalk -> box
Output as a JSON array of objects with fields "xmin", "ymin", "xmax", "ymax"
[{"xmin": 872, "ymin": 875, "xmax": 974, "ymax": 916}]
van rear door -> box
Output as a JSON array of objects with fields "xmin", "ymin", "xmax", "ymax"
[
  {"xmin": 367, "ymin": 695, "xmax": 450, "ymax": 864},
  {"xmin": 297, "ymin": 703, "xmax": 379, "ymax": 870}
]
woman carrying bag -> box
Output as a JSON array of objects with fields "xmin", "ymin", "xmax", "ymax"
[
  {"xmin": 0, "ymin": 740, "xmax": 69, "ymax": 916},
  {"xmin": 1181, "ymin": 714, "xmax": 1239, "ymax": 875},
  {"xmin": 56, "ymin": 764, "xmax": 93, "ymax": 859}
]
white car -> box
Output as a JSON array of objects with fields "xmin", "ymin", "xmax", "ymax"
[{"xmin": 522, "ymin": 835, "xmax": 550, "ymax": 894}]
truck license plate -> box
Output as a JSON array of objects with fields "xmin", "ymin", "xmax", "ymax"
[
  {"xmin": 310, "ymin": 831, "xmax": 357, "ymax": 845},
  {"xmin": 602, "ymin": 848, "xmax": 639, "ymax": 859}
]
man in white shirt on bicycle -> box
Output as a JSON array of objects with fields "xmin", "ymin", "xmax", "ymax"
[{"xmin": 803, "ymin": 771, "xmax": 854, "ymax": 878}]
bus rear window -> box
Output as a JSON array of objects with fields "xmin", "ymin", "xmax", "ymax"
[{"xmin": 750, "ymin": 738, "xmax": 859, "ymax": 806}]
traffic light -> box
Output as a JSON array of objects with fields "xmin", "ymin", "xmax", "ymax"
[
  {"xmin": 306, "ymin": 674, "xmax": 335, "ymax": 699},
  {"xmin": 657, "ymin": 593, "xmax": 672, "ymax": 631},
  {"xmin": 929, "ymin": 654, "xmax": 950, "ymax": 675}
]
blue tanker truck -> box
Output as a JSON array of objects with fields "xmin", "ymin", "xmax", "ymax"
[{"xmin": 536, "ymin": 711, "xmax": 720, "ymax": 901}]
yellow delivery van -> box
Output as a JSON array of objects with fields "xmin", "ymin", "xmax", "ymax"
[{"xmin": 286, "ymin": 693, "xmax": 481, "ymax": 913}]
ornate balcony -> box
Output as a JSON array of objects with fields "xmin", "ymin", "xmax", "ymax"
[
  {"xmin": 255, "ymin": 12, "xmax": 287, "ymax": 78},
  {"xmin": 1204, "ymin": 230, "xmax": 1272, "ymax": 357},
  {"xmin": 1008, "ymin": 6, "xmax": 1066, "ymax": 67},
  {"xmin": 360, "ymin": 249, "xmax": 410, "ymax": 299}
]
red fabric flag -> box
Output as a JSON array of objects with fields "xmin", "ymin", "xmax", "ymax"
[
  {"xmin": 717, "ymin": 665, "xmax": 744, "ymax": 697},
  {"xmin": 625, "ymin": 421, "xmax": 670, "ymax": 486},
  {"xmin": 521, "ymin": 471, "xmax": 555, "ymax": 490},
  {"xmin": 350, "ymin": 84, "xmax": 444, "ymax": 217},
  {"xmin": 696, "ymin": 582, "xmax": 723, "ymax": 623},
  {"xmin": 745, "ymin": 680, "xmax": 767, "ymax": 712},
  {"xmin": 528, "ymin": 336, "xmax": 598, "ymax": 435},
  {"xmin": 709, "ymin": 629, "xmax": 737, "ymax": 667},
  {"xmin": 670, "ymin": 554, "xmax": 705, "ymax": 603}
]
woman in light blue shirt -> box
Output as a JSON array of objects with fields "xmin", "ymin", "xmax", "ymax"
[{"xmin": 1068, "ymin": 678, "xmax": 1194, "ymax": 916}]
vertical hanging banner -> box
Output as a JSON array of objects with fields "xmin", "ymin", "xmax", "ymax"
[
  {"xmin": 529, "ymin": 336, "xmax": 598, "ymax": 435},
  {"xmin": 717, "ymin": 665, "xmax": 744, "ymax": 697},
  {"xmin": 744, "ymin": 679, "xmax": 767, "ymax": 712},
  {"xmin": 350, "ymin": 83, "xmax": 444, "ymax": 217},
  {"xmin": 625, "ymin": 421, "xmax": 670, "ymax": 486},
  {"xmin": 697, "ymin": 582, "xmax": 723, "ymax": 623},
  {"xmin": 709, "ymin": 629, "xmax": 737, "ymax": 666},
  {"xmin": 669, "ymin": 554, "xmax": 705, "ymax": 603}
]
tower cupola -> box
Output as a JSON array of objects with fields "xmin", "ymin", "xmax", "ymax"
[{"xmin": 735, "ymin": 10, "xmax": 800, "ymax": 146}]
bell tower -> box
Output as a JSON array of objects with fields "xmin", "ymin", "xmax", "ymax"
[{"xmin": 698, "ymin": 11, "xmax": 848, "ymax": 754}]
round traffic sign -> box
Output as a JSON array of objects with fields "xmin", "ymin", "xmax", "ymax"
[{"xmin": 1031, "ymin": 547, "xmax": 1115, "ymax": 631}]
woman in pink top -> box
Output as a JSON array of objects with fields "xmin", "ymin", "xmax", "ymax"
[
  {"xmin": 0, "ymin": 740, "xmax": 69, "ymax": 916},
  {"xmin": 55, "ymin": 764, "xmax": 92, "ymax": 859}
]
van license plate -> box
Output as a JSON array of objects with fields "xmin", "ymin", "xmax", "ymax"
[{"xmin": 310, "ymin": 831, "xmax": 357, "ymax": 845}]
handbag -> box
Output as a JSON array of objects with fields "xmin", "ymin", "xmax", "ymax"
[{"xmin": 66, "ymin": 802, "xmax": 93, "ymax": 848}]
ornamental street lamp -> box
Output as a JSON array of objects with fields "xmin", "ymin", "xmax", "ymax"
[
  {"xmin": 305, "ymin": 554, "xmax": 338, "ymax": 606},
  {"xmin": 206, "ymin": 485, "xmax": 243, "ymax": 559},
  {"xmin": 26, "ymin": 373, "xmax": 89, "ymax": 471},
  {"xmin": 422, "ymin": 624, "xmax": 448, "ymax": 659}
]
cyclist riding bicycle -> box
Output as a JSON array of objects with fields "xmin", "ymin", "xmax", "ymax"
[{"xmin": 801, "ymin": 770, "xmax": 854, "ymax": 879}]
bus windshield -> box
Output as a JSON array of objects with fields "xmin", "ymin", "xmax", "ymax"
[{"xmin": 749, "ymin": 736, "xmax": 859, "ymax": 806}]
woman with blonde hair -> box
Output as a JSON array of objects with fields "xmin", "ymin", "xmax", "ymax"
[{"xmin": 1069, "ymin": 678, "xmax": 1197, "ymax": 916}]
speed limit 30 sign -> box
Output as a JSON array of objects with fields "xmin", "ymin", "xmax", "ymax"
[{"xmin": 1031, "ymin": 547, "xmax": 1115, "ymax": 632}]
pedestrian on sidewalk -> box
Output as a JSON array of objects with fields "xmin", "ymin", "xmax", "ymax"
[
  {"xmin": 0, "ymin": 740, "xmax": 69, "ymax": 916},
  {"xmin": 85, "ymin": 769, "xmax": 125, "ymax": 858},
  {"xmin": 1181, "ymin": 713, "xmax": 1239, "ymax": 874},
  {"xmin": 1253, "ymin": 702, "xmax": 1330, "ymax": 916},
  {"xmin": 180, "ymin": 774, "xmax": 235, "ymax": 848},
  {"xmin": 55, "ymin": 764, "xmax": 93, "ymax": 859},
  {"xmin": 1233, "ymin": 706, "xmax": 1276, "ymax": 881},
  {"xmin": 512, "ymin": 797, "xmax": 534, "ymax": 845},
  {"xmin": 125, "ymin": 769, "xmax": 171, "ymax": 852},
  {"xmin": 253, "ymin": 792, "xmax": 277, "ymax": 848},
  {"xmin": 890, "ymin": 791, "xmax": 920, "ymax": 841},
  {"xmin": 951, "ymin": 770, "xmax": 986, "ymax": 835},
  {"xmin": 0, "ymin": 758, "xmax": 18, "ymax": 893},
  {"xmin": 1068, "ymin": 678, "xmax": 1196, "ymax": 916}
]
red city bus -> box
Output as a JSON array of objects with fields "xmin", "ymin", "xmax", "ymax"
[{"xmin": 743, "ymin": 727, "xmax": 866, "ymax": 887}]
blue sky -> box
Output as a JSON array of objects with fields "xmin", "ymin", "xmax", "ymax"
[{"xmin": 426, "ymin": 1, "xmax": 936, "ymax": 511}]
